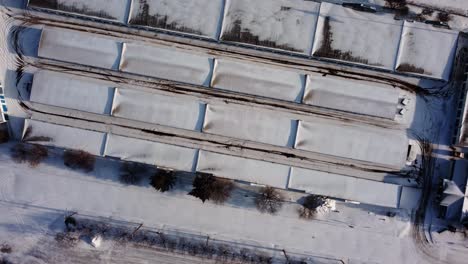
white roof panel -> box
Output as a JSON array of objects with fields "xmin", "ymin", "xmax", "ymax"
[
  {"xmin": 396, "ymin": 21, "xmax": 458, "ymax": 80},
  {"xmin": 111, "ymin": 88, "xmax": 204, "ymax": 130},
  {"xmin": 22, "ymin": 120, "xmax": 106, "ymax": 155},
  {"xmin": 289, "ymin": 167, "xmax": 401, "ymax": 208},
  {"xmin": 38, "ymin": 27, "xmax": 120, "ymax": 69},
  {"xmin": 128, "ymin": 0, "xmax": 224, "ymax": 39},
  {"xmin": 30, "ymin": 71, "xmax": 114, "ymax": 115},
  {"xmin": 104, "ymin": 134, "xmax": 197, "ymax": 171},
  {"xmin": 211, "ymin": 59, "xmax": 304, "ymax": 102},
  {"xmin": 304, "ymin": 73, "xmax": 400, "ymax": 119},
  {"xmin": 120, "ymin": 43, "xmax": 212, "ymax": 86},
  {"xmin": 29, "ymin": 0, "xmax": 129, "ymax": 22},
  {"xmin": 220, "ymin": 0, "xmax": 320, "ymax": 53},
  {"xmin": 312, "ymin": 3, "xmax": 403, "ymax": 69},
  {"xmin": 196, "ymin": 151, "xmax": 290, "ymax": 188},
  {"xmin": 203, "ymin": 104, "xmax": 295, "ymax": 147},
  {"xmin": 295, "ymin": 120, "xmax": 408, "ymax": 168}
]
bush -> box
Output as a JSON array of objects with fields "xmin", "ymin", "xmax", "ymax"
[
  {"xmin": 11, "ymin": 143, "xmax": 48, "ymax": 167},
  {"xmin": 119, "ymin": 162, "xmax": 146, "ymax": 184},
  {"xmin": 384, "ymin": 0, "xmax": 406, "ymax": 9},
  {"xmin": 64, "ymin": 150, "xmax": 95, "ymax": 172},
  {"xmin": 150, "ymin": 169, "xmax": 176, "ymax": 192},
  {"xmin": 189, "ymin": 173, "xmax": 233, "ymax": 203},
  {"xmin": 437, "ymin": 12, "xmax": 451, "ymax": 22},
  {"xmin": 255, "ymin": 187, "xmax": 283, "ymax": 214},
  {"xmin": 298, "ymin": 195, "xmax": 327, "ymax": 219}
]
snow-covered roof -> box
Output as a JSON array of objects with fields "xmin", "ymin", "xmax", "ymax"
[
  {"xmin": 28, "ymin": 0, "xmax": 129, "ymax": 22},
  {"xmin": 196, "ymin": 150, "xmax": 290, "ymax": 188},
  {"xmin": 304, "ymin": 73, "xmax": 400, "ymax": 119},
  {"xmin": 22, "ymin": 120, "xmax": 106, "ymax": 155},
  {"xmin": 104, "ymin": 134, "xmax": 197, "ymax": 171},
  {"xmin": 288, "ymin": 167, "xmax": 402, "ymax": 208},
  {"xmin": 220, "ymin": 0, "xmax": 320, "ymax": 53},
  {"xmin": 128, "ymin": 0, "xmax": 224, "ymax": 39},
  {"xmin": 396, "ymin": 21, "xmax": 458, "ymax": 80},
  {"xmin": 295, "ymin": 119, "xmax": 408, "ymax": 168},
  {"xmin": 211, "ymin": 59, "xmax": 305, "ymax": 102},
  {"xmin": 312, "ymin": 2, "xmax": 403, "ymax": 69},
  {"xmin": 111, "ymin": 88, "xmax": 204, "ymax": 131},
  {"xmin": 120, "ymin": 43, "xmax": 212, "ymax": 86},
  {"xmin": 203, "ymin": 104, "xmax": 296, "ymax": 147},
  {"xmin": 30, "ymin": 71, "xmax": 114, "ymax": 115},
  {"xmin": 38, "ymin": 27, "xmax": 120, "ymax": 69}
]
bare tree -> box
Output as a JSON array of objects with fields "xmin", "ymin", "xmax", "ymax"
[
  {"xmin": 189, "ymin": 173, "xmax": 233, "ymax": 203},
  {"xmin": 150, "ymin": 169, "xmax": 176, "ymax": 192},
  {"xmin": 298, "ymin": 194, "xmax": 327, "ymax": 219},
  {"xmin": 119, "ymin": 162, "xmax": 147, "ymax": 184},
  {"xmin": 437, "ymin": 12, "xmax": 451, "ymax": 22},
  {"xmin": 209, "ymin": 178, "xmax": 234, "ymax": 204},
  {"xmin": 384, "ymin": 0, "xmax": 406, "ymax": 9},
  {"xmin": 10, "ymin": 143, "xmax": 28, "ymax": 164},
  {"xmin": 255, "ymin": 187, "xmax": 283, "ymax": 214},
  {"xmin": 64, "ymin": 150, "xmax": 95, "ymax": 172}
]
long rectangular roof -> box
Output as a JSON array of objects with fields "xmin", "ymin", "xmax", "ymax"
[
  {"xmin": 22, "ymin": 120, "xmax": 106, "ymax": 155},
  {"xmin": 295, "ymin": 120, "xmax": 408, "ymax": 168},
  {"xmin": 128, "ymin": 0, "xmax": 224, "ymax": 39},
  {"xmin": 111, "ymin": 88, "xmax": 204, "ymax": 131},
  {"xmin": 203, "ymin": 104, "xmax": 296, "ymax": 147},
  {"xmin": 38, "ymin": 27, "xmax": 120, "ymax": 69},
  {"xmin": 304, "ymin": 73, "xmax": 401, "ymax": 119},
  {"xmin": 211, "ymin": 59, "xmax": 305, "ymax": 102},
  {"xmin": 30, "ymin": 71, "xmax": 114, "ymax": 115},
  {"xmin": 288, "ymin": 167, "xmax": 401, "ymax": 208},
  {"xmin": 28, "ymin": 0, "xmax": 129, "ymax": 22},
  {"xmin": 220, "ymin": 0, "xmax": 320, "ymax": 54},
  {"xmin": 120, "ymin": 42, "xmax": 213, "ymax": 86},
  {"xmin": 104, "ymin": 134, "xmax": 197, "ymax": 171},
  {"xmin": 196, "ymin": 150, "xmax": 290, "ymax": 189}
]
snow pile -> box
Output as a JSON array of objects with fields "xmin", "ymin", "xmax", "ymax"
[
  {"xmin": 396, "ymin": 21, "xmax": 459, "ymax": 80},
  {"xmin": 28, "ymin": 0, "xmax": 130, "ymax": 22},
  {"xmin": 30, "ymin": 70, "xmax": 114, "ymax": 115},
  {"xmin": 221, "ymin": 0, "xmax": 320, "ymax": 53},
  {"xmin": 312, "ymin": 2, "xmax": 403, "ymax": 69},
  {"xmin": 38, "ymin": 27, "xmax": 120, "ymax": 69},
  {"xmin": 128, "ymin": 0, "xmax": 224, "ymax": 39},
  {"xmin": 120, "ymin": 42, "xmax": 213, "ymax": 86}
]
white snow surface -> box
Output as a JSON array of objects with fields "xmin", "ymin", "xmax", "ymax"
[
  {"xmin": 220, "ymin": 0, "xmax": 320, "ymax": 53},
  {"xmin": 38, "ymin": 27, "xmax": 120, "ymax": 69},
  {"xmin": 128, "ymin": 0, "xmax": 224, "ymax": 39},
  {"xmin": 312, "ymin": 2, "xmax": 403, "ymax": 69},
  {"xmin": 289, "ymin": 167, "xmax": 402, "ymax": 208},
  {"xmin": 211, "ymin": 59, "xmax": 304, "ymax": 102},
  {"xmin": 30, "ymin": 0, "xmax": 130, "ymax": 22},
  {"xmin": 111, "ymin": 88, "xmax": 204, "ymax": 131},
  {"xmin": 304, "ymin": 73, "xmax": 400, "ymax": 119},
  {"xmin": 203, "ymin": 104, "xmax": 296, "ymax": 147},
  {"xmin": 396, "ymin": 21, "xmax": 459, "ymax": 80},
  {"xmin": 120, "ymin": 42, "xmax": 212, "ymax": 86},
  {"xmin": 104, "ymin": 134, "xmax": 197, "ymax": 171},
  {"xmin": 22, "ymin": 119, "xmax": 106, "ymax": 155},
  {"xmin": 196, "ymin": 150, "xmax": 290, "ymax": 188},
  {"xmin": 30, "ymin": 70, "xmax": 114, "ymax": 115},
  {"xmin": 295, "ymin": 120, "xmax": 409, "ymax": 168}
]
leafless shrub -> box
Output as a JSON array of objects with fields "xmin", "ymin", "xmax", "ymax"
[
  {"xmin": 437, "ymin": 12, "xmax": 451, "ymax": 22},
  {"xmin": 10, "ymin": 143, "xmax": 28, "ymax": 163},
  {"xmin": 421, "ymin": 8, "xmax": 434, "ymax": 16},
  {"xmin": 189, "ymin": 173, "xmax": 233, "ymax": 203},
  {"xmin": 55, "ymin": 232, "xmax": 79, "ymax": 248},
  {"xmin": 384, "ymin": 0, "xmax": 406, "ymax": 9},
  {"xmin": 27, "ymin": 144, "xmax": 48, "ymax": 167},
  {"xmin": 64, "ymin": 150, "xmax": 95, "ymax": 172},
  {"xmin": 0, "ymin": 244, "xmax": 11, "ymax": 254},
  {"xmin": 119, "ymin": 162, "xmax": 147, "ymax": 184},
  {"xmin": 255, "ymin": 187, "xmax": 284, "ymax": 214},
  {"xmin": 298, "ymin": 195, "xmax": 327, "ymax": 219},
  {"xmin": 150, "ymin": 169, "xmax": 176, "ymax": 192}
]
